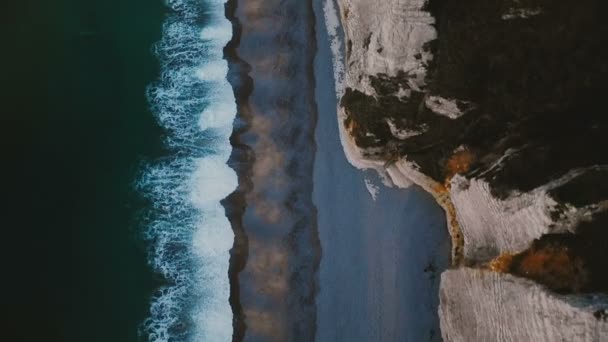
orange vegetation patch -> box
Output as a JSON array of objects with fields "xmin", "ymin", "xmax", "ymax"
[
  {"xmin": 516, "ymin": 245, "xmax": 588, "ymax": 292},
  {"xmin": 489, "ymin": 240, "xmax": 590, "ymax": 292},
  {"xmin": 432, "ymin": 182, "xmax": 448, "ymax": 195},
  {"xmin": 427, "ymin": 186, "xmax": 464, "ymax": 266},
  {"xmin": 489, "ymin": 252, "xmax": 514, "ymax": 273},
  {"xmin": 444, "ymin": 149, "xmax": 475, "ymax": 187}
]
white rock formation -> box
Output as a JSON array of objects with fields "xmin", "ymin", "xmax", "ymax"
[
  {"xmin": 425, "ymin": 96, "xmax": 471, "ymax": 120},
  {"xmin": 339, "ymin": 0, "xmax": 436, "ymax": 97},
  {"xmin": 440, "ymin": 269, "xmax": 608, "ymax": 342},
  {"xmin": 386, "ymin": 118, "xmax": 426, "ymax": 139},
  {"xmin": 330, "ymin": 0, "xmax": 608, "ymax": 341},
  {"xmin": 336, "ymin": 0, "xmax": 464, "ymax": 262},
  {"xmin": 450, "ymin": 166, "xmax": 608, "ymax": 261},
  {"xmin": 502, "ymin": 7, "xmax": 542, "ymax": 20}
]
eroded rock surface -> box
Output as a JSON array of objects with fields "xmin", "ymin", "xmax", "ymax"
[
  {"xmin": 439, "ymin": 268, "xmax": 608, "ymax": 342},
  {"xmin": 334, "ymin": 0, "xmax": 608, "ymax": 340}
]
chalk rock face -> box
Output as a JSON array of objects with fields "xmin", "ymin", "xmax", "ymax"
[
  {"xmin": 337, "ymin": 0, "xmax": 608, "ymax": 262},
  {"xmin": 450, "ymin": 167, "xmax": 608, "ymax": 262},
  {"xmin": 339, "ymin": 0, "xmax": 436, "ymax": 97},
  {"xmin": 439, "ymin": 269, "xmax": 608, "ymax": 342},
  {"xmin": 334, "ymin": 0, "xmax": 608, "ymax": 340}
]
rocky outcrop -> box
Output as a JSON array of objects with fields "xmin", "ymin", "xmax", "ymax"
[
  {"xmin": 333, "ymin": 0, "xmax": 608, "ymax": 340},
  {"xmin": 336, "ymin": 0, "xmax": 466, "ymax": 264},
  {"xmin": 439, "ymin": 269, "xmax": 608, "ymax": 342}
]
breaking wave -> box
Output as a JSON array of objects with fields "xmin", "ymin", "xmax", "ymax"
[
  {"xmin": 323, "ymin": 0, "xmax": 345, "ymax": 98},
  {"xmin": 137, "ymin": 0, "xmax": 236, "ymax": 340}
]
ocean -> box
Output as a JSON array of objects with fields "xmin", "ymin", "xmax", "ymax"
[
  {"xmin": 3, "ymin": 0, "xmax": 240, "ymax": 340},
  {"xmin": 2, "ymin": 0, "xmax": 163, "ymax": 340}
]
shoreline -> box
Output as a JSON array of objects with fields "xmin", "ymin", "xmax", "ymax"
[
  {"xmin": 223, "ymin": 0, "xmax": 449, "ymax": 340},
  {"xmin": 313, "ymin": 0, "xmax": 450, "ymax": 340},
  {"xmin": 337, "ymin": 112, "xmax": 465, "ymax": 265},
  {"xmin": 223, "ymin": 0, "xmax": 252, "ymax": 339},
  {"xmin": 140, "ymin": 0, "xmax": 239, "ymax": 339},
  {"xmin": 223, "ymin": 0, "xmax": 321, "ymax": 340},
  {"xmin": 331, "ymin": 0, "xmax": 608, "ymax": 340},
  {"xmin": 329, "ymin": 0, "xmax": 464, "ymax": 266}
]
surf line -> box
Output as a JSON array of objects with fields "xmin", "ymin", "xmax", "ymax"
[{"xmin": 138, "ymin": 0, "xmax": 238, "ymax": 340}]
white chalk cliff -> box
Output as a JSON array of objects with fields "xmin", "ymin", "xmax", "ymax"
[
  {"xmin": 440, "ymin": 269, "xmax": 608, "ymax": 342},
  {"xmin": 331, "ymin": 0, "xmax": 608, "ymax": 340}
]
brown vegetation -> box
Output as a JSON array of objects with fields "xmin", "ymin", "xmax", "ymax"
[
  {"xmin": 489, "ymin": 236, "xmax": 590, "ymax": 292},
  {"xmin": 444, "ymin": 148, "xmax": 475, "ymax": 188},
  {"xmin": 515, "ymin": 244, "xmax": 589, "ymax": 292},
  {"xmin": 489, "ymin": 252, "xmax": 514, "ymax": 273},
  {"xmin": 489, "ymin": 211, "xmax": 608, "ymax": 294}
]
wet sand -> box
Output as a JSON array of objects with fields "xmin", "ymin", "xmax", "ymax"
[
  {"xmin": 312, "ymin": 0, "xmax": 450, "ymax": 341},
  {"xmin": 224, "ymin": 0, "xmax": 320, "ymax": 341},
  {"xmin": 224, "ymin": 0, "xmax": 450, "ymax": 340}
]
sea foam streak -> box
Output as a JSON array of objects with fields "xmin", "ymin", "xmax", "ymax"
[
  {"xmin": 138, "ymin": 0, "xmax": 236, "ymax": 340},
  {"xmin": 323, "ymin": 0, "xmax": 345, "ymax": 98}
]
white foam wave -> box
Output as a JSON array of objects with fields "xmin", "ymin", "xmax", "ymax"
[
  {"xmin": 200, "ymin": 23, "xmax": 233, "ymax": 45},
  {"xmin": 323, "ymin": 0, "xmax": 346, "ymax": 98},
  {"xmin": 364, "ymin": 177, "xmax": 380, "ymax": 201},
  {"xmin": 198, "ymin": 100, "xmax": 237, "ymax": 131},
  {"xmin": 196, "ymin": 61, "xmax": 229, "ymax": 82},
  {"xmin": 139, "ymin": 0, "xmax": 236, "ymax": 341},
  {"xmin": 189, "ymin": 156, "xmax": 237, "ymax": 207}
]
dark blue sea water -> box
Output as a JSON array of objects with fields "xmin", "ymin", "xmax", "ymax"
[
  {"xmin": 1, "ymin": 0, "xmax": 449, "ymax": 340},
  {"xmin": 1, "ymin": 0, "xmax": 164, "ymax": 341},
  {"xmin": 3, "ymin": 0, "xmax": 238, "ymax": 339}
]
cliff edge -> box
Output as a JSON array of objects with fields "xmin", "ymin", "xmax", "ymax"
[{"xmin": 333, "ymin": 0, "xmax": 608, "ymax": 340}]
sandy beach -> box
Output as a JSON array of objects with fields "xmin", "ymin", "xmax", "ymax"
[
  {"xmin": 224, "ymin": 0, "xmax": 320, "ymax": 340},
  {"xmin": 312, "ymin": 0, "xmax": 450, "ymax": 341},
  {"xmin": 223, "ymin": 0, "xmax": 451, "ymax": 340}
]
